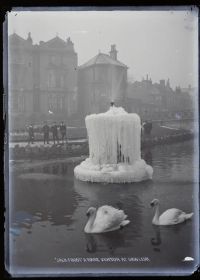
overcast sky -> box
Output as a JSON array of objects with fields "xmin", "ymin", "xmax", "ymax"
[{"xmin": 7, "ymin": 8, "xmax": 198, "ymax": 89}]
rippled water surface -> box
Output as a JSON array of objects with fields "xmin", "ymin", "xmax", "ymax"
[{"xmin": 8, "ymin": 140, "xmax": 198, "ymax": 276}]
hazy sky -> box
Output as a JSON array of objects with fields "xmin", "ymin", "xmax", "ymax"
[{"xmin": 7, "ymin": 8, "xmax": 198, "ymax": 89}]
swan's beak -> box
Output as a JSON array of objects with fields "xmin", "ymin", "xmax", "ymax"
[{"xmin": 150, "ymin": 201, "xmax": 154, "ymax": 207}]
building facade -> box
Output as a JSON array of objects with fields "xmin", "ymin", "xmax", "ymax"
[
  {"xmin": 8, "ymin": 33, "xmax": 193, "ymax": 130},
  {"xmin": 8, "ymin": 32, "xmax": 78, "ymax": 130},
  {"xmin": 126, "ymin": 76, "xmax": 193, "ymax": 121},
  {"xmin": 77, "ymin": 45, "xmax": 128, "ymax": 122}
]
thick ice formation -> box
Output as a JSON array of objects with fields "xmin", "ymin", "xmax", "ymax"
[{"xmin": 74, "ymin": 106, "xmax": 153, "ymax": 183}]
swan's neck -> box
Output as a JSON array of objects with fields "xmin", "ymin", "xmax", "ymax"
[
  {"xmin": 85, "ymin": 211, "xmax": 97, "ymax": 232},
  {"xmin": 153, "ymin": 204, "xmax": 160, "ymax": 225}
]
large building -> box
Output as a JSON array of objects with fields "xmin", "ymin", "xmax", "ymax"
[
  {"xmin": 8, "ymin": 32, "xmax": 193, "ymax": 130},
  {"xmin": 126, "ymin": 76, "xmax": 193, "ymax": 121},
  {"xmin": 77, "ymin": 45, "xmax": 128, "ymax": 122},
  {"xmin": 8, "ymin": 32, "xmax": 78, "ymax": 130}
]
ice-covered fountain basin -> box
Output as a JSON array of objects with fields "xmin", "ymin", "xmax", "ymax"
[
  {"xmin": 74, "ymin": 106, "xmax": 153, "ymax": 183},
  {"xmin": 74, "ymin": 158, "xmax": 153, "ymax": 183}
]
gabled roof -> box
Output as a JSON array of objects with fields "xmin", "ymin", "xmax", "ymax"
[
  {"xmin": 41, "ymin": 36, "xmax": 67, "ymax": 48},
  {"xmin": 9, "ymin": 33, "xmax": 27, "ymax": 45},
  {"xmin": 79, "ymin": 53, "xmax": 128, "ymax": 69}
]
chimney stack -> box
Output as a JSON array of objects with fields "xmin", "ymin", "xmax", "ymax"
[
  {"xmin": 109, "ymin": 44, "xmax": 118, "ymax": 60},
  {"xmin": 159, "ymin": 79, "xmax": 165, "ymax": 87},
  {"xmin": 27, "ymin": 32, "xmax": 33, "ymax": 44}
]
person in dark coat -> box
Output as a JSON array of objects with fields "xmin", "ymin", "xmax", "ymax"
[
  {"xmin": 59, "ymin": 121, "xmax": 67, "ymax": 143},
  {"xmin": 143, "ymin": 120, "xmax": 152, "ymax": 137},
  {"xmin": 28, "ymin": 124, "xmax": 34, "ymax": 144},
  {"xmin": 42, "ymin": 122, "xmax": 50, "ymax": 144},
  {"xmin": 51, "ymin": 122, "xmax": 59, "ymax": 144}
]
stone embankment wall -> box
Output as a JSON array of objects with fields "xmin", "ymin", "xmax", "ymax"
[{"xmin": 8, "ymin": 131, "xmax": 193, "ymax": 160}]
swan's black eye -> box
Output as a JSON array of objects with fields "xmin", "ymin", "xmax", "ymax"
[{"xmin": 104, "ymin": 211, "xmax": 108, "ymax": 214}]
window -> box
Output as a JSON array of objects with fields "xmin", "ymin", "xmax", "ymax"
[
  {"xmin": 48, "ymin": 95, "xmax": 53, "ymax": 111},
  {"xmin": 10, "ymin": 96, "xmax": 18, "ymax": 112},
  {"xmin": 48, "ymin": 94, "xmax": 57, "ymax": 111},
  {"xmin": 50, "ymin": 55, "xmax": 56, "ymax": 64},
  {"xmin": 55, "ymin": 74, "xmax": 60, "ymax": 88},
  {"xmin": 10, "ymin": 94, "xmax": 25, "ymax": 112},
  {"xmin": 10, "ymin": 70, "xmax": 18, "ymax": 88},
  {"xmin": 60, "ymin": 75, "xmax": 64, "ymax": 88},
  {"xmin": 50, "ymin": 55, "xmax": 61, "ymax": 65},
  {"xmin": 18, "ymin": 94, "xmax": 25, "ymax": 112},
  {"xmin": 48, "ymin": 70, "xmax": 56, "ymax": 88},
  {"xmin": 57, "ymin": 96, "xmax": 64, "ymax": 111},
  {"xmin": 48, "ymin": 94, "xmax": 65, "ymax": 112}
]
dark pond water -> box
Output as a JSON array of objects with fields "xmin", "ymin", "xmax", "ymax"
[{"xmin": 7, "ymin": 140, "xmax": 198, "ymax": 276}]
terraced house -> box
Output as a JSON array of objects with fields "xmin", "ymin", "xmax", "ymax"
[{"xmin": 8, "ymin": 32, "xmax": 78, "ymax": 130}]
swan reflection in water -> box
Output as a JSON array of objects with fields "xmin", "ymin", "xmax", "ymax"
[
  {"xmin": 85, "ymin": 230, "xmax": 129, "ymax": 255},
  {"xmin": 151, "ymin": 225, "xmax": 162, "ymax": 252},
  {"xmin": 150, "ymin": 222, "xmax": 190, "ymax": 253}
]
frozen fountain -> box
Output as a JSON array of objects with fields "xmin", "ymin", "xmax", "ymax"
[{"xmin": 74, "ymin": 103, "xmax": 153, "ymax": 183}]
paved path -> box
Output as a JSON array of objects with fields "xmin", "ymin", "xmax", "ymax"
[{"xmin": 9, "ymin": 139, "xmax": 88, "ymax": 148}]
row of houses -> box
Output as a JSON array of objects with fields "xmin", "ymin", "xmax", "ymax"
[
  {"xmin": 126, "ymin": 77, "xmax": 194, "ymax": 121},
  {"xmin": 8, "ymin": 32, "xmax": 193, "ymax": 130}
]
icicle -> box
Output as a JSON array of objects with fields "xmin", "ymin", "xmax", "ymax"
[
  {"xmin": 86, "ymin": 106, "xmax": 142, "ymax": 165},
  {"xmin": 74, "ymin": 105, "xmax": 153, "ymax": 183}
]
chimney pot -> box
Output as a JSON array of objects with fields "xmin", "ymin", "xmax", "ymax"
[{"xmin": 109, "ymin": 44, "xmax": 118, "ymax": 60}]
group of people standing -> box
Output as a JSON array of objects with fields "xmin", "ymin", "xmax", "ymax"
[
  {"xmin": 43, "ymin": 121, "xmax": 67, "ymax": 144},
  {"xmin": 27, "ymin": 122, "xmax": 67, "ymax": 144}
]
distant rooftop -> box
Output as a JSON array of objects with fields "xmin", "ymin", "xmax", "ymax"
[
  {"xmin": 9, "ymin": 32, "xmax": 28, "ymax": 44},
  {"xmin": 79, "ymin": 52, "xmax": 128, "ymax": 69},
  {"xmin": 9, "ymin": 32, "xmax": 75, "ymax": 51}
]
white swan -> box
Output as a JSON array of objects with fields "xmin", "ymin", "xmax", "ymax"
[
  {"xmin": 84, "ymin": 205, "xmax": 130, "ymax": 233},
  {"xmin": 150, "ymin": 199, "xmax": 193, "ymax": 226}
]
